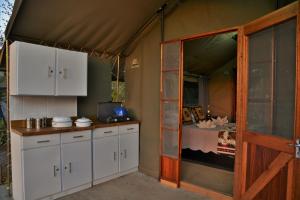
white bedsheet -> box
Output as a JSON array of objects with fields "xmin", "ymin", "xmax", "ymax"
[{"xmin": 182, "ymin": 125, "xmax": 222, "ymax": 153}]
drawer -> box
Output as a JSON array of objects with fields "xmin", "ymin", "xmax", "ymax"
[
  {"xmin": 61, "ymin": 130, "xmax": 91, "ymax": 144},
  {"xmin": 93, "ymin": 126, "xmax": 118, "ymax": 139},
  {"xmin": 118, "ymin": 124, "xmax": 139, "ymax": 134},
  {"xmin": 22, "ymin": 134, "xmax": 60, "ymax": 150}
]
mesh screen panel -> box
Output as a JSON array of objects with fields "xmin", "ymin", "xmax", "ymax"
[
  {"xmin": 162, "ymin": 72, "xmax": 179, "ymax": 99},
  {"xmin": 161, "ymin": 41, "xmax": 181, "ymax": 158},
  {"xmin": 247, "ymin": 18, "xmax": 296, "ymax": 139},
  {"xmin": 163, "ymin": 42, "xmax": 180, "ymax": 69}
]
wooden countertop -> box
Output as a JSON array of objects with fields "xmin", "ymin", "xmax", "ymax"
[{"xmin": 11, "ymin": 120, "xmax": 140, "ymax": 137}]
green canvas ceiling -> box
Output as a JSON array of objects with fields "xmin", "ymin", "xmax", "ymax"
[{"xmin": 5, "ymin": 0, "xmax": 167, "ymax": 56}]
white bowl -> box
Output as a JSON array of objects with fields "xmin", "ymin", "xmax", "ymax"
[
  {"xmin": 52, "ymin": 116, "xmax": 72, "ymax": 123},
  {"xmin": 75, "ymin": 117, "xmax": 91, "ymax": 123},
  {"xmin": 52, "ymin": 121, "xmax": 73, "ymax": 128},
  {"xmin": 75, "ymin": 121, "xmax": 92, "ymax": 127}
]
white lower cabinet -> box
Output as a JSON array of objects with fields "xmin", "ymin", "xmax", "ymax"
[
  {"xmin": 23, "ymin": 145, "xmax": 61, "ymax": 200},
  {"xmin": 61, "ymin": 140, "xmax": 92, "ymax": 191},
  {"xmin": 93, "ymin": 135, "xmax": 119, "ymax": 180},
  {"xmin": 11, "ymin": 124, "xmax": 139, "ymax": 199},
  {"xmin": 93, "ymin": 124, "xmax": 139, "ymax": 184},
  {"xmin": 119, "ymin": 132, "xmax": 139, "ymax": 172},
  {"xmin": 11, "ymin": 130, "xmax": 92, "ymax": 200}
]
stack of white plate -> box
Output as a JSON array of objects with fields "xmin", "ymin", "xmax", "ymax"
[
  {"xmin": 75, "ymin": 117, "xmax": 92, "ymax": 127},
  {"xmin": 52, "ymin": 117, "xmax": 72, "ymax": 128}
]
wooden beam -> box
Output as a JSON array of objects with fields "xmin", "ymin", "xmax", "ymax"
[
  {"xmin": 243, "ymin": 132, "xmax": 294, "ymax": 154},
  {"xmin": 244, "ymin": 1, "xmax": 298, "ymax": 35},
  {"xmin": 233, "ymin": 27, "xmax": 246, "ymax": 200},
  {"xmin": 286, "ymin": 159, "xmax": 295, "ymax": 200},
  {"xmin": 241, "ymin": 152, "xmax": 292, "ymax": 200}
]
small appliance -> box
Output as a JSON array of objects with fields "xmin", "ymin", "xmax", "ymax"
[{"xmin": 97, "ymin": 102, "xmax": 132, "ymax": 123}]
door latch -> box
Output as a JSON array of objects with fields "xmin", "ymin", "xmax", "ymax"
[{"xmin": 296, "ymin": 139, "xmax": 300, "ymax": 159}]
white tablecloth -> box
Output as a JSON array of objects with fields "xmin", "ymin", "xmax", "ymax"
[{"xmin": 182, "ymin": 125, "xmax": 221, "ymax": 153}]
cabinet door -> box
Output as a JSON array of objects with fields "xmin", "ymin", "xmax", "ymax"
[
  {"xmin": 61, "ymin": 140, "xmax": 92, "ymax": 191},
  {"xmin": 119, "ymin": 132, "xmax": 139, "ymax": 172},
  {"xmin": 55, "ymin": 49, "xmax": 87, "ymax": 96},
  {"xmin": 16, "ymin": 42, "xmax": 56, "ymax": 95},
  {"xmin": 93, "ymin": 136, "xmax": 119, "ymax": 180},
  {"xmin": 23, "ymin": 145, "xmax": 61, "ymax": 200}
]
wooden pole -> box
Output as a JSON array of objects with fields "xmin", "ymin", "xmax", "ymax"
[
  {"xmin": 116, "ymin": 55, "xmax": 120, "ymax": 102},
  {"xmin": 5, "ymin": 40, "xmax": 11, "ymax": 195}
]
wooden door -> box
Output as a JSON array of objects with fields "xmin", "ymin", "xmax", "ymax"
[
  {"xmin": 23, "ymin": 145, "xmax": 61, "ymax": 200},
  {"xmin": 235, "ymin": 2, "xmax": 300, "ymax": 200},
  {"xmin": 119, "ymin": 132, "xmax": 139, "ymax": 172},
  {"xmin": 160, "ymin": 40, "xmax": 183, "ymax": 186},
  {"xmin": 55, "ymin": 49, "xmax": 87, "ymax": 96},
  {"xmin": 61, "ymin": 140, "xmax": 92, "ymax": 191},
  {"xmin": 93, "ymin": 135, "xmax": 119, "ymax": 180}
]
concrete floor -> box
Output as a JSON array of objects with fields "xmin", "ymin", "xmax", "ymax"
[
  {"xmin": 0, "ymin": 173, "xmax": 211, "ymax": 200},
  {"xmin": 60, "ymin": 173, "xmax": 211, "ymax": 200},
  {"xmin": 181, "ymin": 161, "xmax": 234, "ymax": 196}
]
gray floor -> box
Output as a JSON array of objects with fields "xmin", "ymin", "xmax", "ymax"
[
  {"xmin": 0, "ymin": 173, "xmax": 211, "ymax": 200},
  {"xmin": 60, "ymin": 173, "xmax": 211, "ymax": 200},
  {"xmin": 181, "ymin": 161, "xmax": 234, "ymax": 196}
]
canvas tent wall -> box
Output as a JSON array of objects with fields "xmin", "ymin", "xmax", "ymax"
[
  {"xmin": 2, "ymin": 0, "xmax": 296, "ymax": 180},
  {"xmin": 124, "ymin": 0, "xmax": 290, "ymax": 178}
]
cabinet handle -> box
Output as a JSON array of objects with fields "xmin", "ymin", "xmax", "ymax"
[
  {"xmin": 48, "ymin": 66, "xmax": 54, "ymax": 78},
  {"xmin": 104, "ymin": 131, "xmax": 113, "ymax": 134},
  {"xmin": 58, "ymin": 69, "xmax": 65, "ymax": 79},
  {"xmin": 61, "ymin": 68, "xmax": 67, "ymax": 79},
  {"xmin": 114, "ymin": 152, "xmax": 117, "ymax": 161},
  {"xmin": 124, "ymin": 149, "xmax": 127, "ymax": 159},
  {"xmin": 53, "ymin": 165, "xmax": 59, "ymax": 177},
  {"xmin": 127, "ymin": 128, "xmax": 134, "ymax": 131},
  {"xmin": 37, "ymin": 140, "xmax": 50, "ymax": 143},
  {"xmin": 73, "ymin": 135, "xmax": 84, "ymax": 139},
  {"xmin": 69, "ymin": 162, "xmax": 72, "ymax": 174}
]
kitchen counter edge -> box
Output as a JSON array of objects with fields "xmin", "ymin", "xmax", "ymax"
[{"xmin": 11, "ymin": 120, "xmax": 140, "ymax": 137}]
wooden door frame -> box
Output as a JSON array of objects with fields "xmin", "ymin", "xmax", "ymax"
[
  {"xmin": 180, "ymin": 27, "xmax": 239, "ymax": 200},
  {"xmin": 234, "ymin": 2, "xmax": 299, "ymax": 200},
  {"xmin": 160, "ymin": 26, "xmax": 238, "ymax": 199}
]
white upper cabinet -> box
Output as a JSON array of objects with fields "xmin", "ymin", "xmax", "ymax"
[
  {"xmin": 56, "ymin": 49, "xmax": 87, "ymax": 96},
  {"xmin": 10, "ymin": 41, "xmax": 56, "ymax": 95},
  {"xmin": 9, "ymin": 41, "xmax": 87, "ymax": 96}
]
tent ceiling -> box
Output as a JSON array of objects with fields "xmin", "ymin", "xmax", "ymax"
[
  {"xmin": 6, "ymin": 0, "xmax": 166, "ymax": 56},
  {"xmin": 184, "ymin": 31, "xmax": 237, "ymax": 76}
]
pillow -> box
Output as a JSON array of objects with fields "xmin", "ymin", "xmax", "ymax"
[
  {"xmin": 191, "ymin": 106, "xmax": 205, "ymax": 122},
  {"xmin": 190, "ymin": 108, "xmax": 200, "ymax": 122},
  {"xmin": 182, "ymin": 107, "xmax": 192, "ymax": 124},
  {"xmin": 194, "ymin": 106, "xmax": 205, "ymax": 120}
]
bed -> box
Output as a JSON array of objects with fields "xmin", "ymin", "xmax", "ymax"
[{"xmin": 182, "ymin": 124, "xmax": 236, "ymax": 156}]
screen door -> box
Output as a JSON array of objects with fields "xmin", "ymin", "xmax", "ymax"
[{"xmin": 160, "ymin": 40, "xmax": 182, "ymax": 185}]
